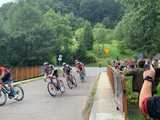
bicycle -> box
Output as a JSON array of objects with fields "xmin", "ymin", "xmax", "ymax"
[
  {"xmin": 66, "ymin": 73, "xmax": 77, "ymax": 89},
  {"xmin": 47, "ymin": 76, "xmax": 65, "ymax": 97},
  {"xmin": 0, "ymin": 84, "xmax": 24, "ymax": 106}
]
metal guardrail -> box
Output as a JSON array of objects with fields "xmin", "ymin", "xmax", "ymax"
[
  {"xmin": 11, "ymin": 66, "xmax": 43, "ymax": 81},
  {"xmin": 107, "ymin": 66, "xmax": 128, "ymax": 120}
]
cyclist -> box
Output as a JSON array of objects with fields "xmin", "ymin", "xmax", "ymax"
[
  {"xmin": 75, "ymin": 61, "xmax": 86, "ymax": 80},
  {"xmin": 49, "ymin": 64, "xmax": 64, "ymax": 92},
  {"xmin": 65, "ymin": 64, "xmax": 72, "ymax": 77},
  {"xmin": 50, "ymin": 65, "xmax": 59, "ymax": 78},
  {"xmin": 63, "ymin": 64, "xmax": 76, "ymax": 87},
  {"xmin": 62, "ymin": 62, "xmax": 67, "ymax": 77},
  {"xmin": 0, "ymin": 66, "xmax": 16, "ymax": 98},
  {"xmin": 80, "ymin": 62, "xmax": 86, "ymax": 73},
  {"xmin": 43, "ymin": 62, "xmax": 52, "ymax": 82},
  {"xmin": 75, "ymin": 61, "xmax": 85, "ymax": 74}
]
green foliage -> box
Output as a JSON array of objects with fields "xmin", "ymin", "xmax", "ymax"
[
  {"xmin": 93, "ymin": 23, "xmax": 110, "ymax": 44},
  {"xmin": 115, "ymin": 0, "xmax": 160, "ymax": 56},
  {"xmin": 80, "ymin": 0, "xmax": 123, "ymax": 27},
  {"xmin": 0, "ymin": 0, "xmax": 132, "ymax": 67},
  {"xmin": 80, "ymin": 22, "xmax": 94, "ymax": 50},
  {"xmin": 85, "ymin": 51, "xmax": 97, "ymax": 64}
]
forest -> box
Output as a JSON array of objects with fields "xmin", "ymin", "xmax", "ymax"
[{"xmin": 0, "ymin": 0, "xmax": 160, "ymax": 66}]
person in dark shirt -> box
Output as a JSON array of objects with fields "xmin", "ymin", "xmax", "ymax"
[
  {"xmin": 139, "ymin": 65, "xmax": 160, "ymax": 120},
  {"xmin": 0, "ymin": 66, "xmax": 16, "ymax": 97},
  {"xmin": 124, "ymin": 60, "xmax": 146, "ymax": 92}
]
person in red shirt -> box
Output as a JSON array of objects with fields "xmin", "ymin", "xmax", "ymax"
[
  {"xmin": 75, "ymin": 61, "xmax": 84, "ymax": 72},
  {"xmin": 75, "ymin": 61, "xmax": 86, "ymax": 78},
  {"xmin": 139, "ymin": 64, "xmax": 160, "ymax": 119},
  {"xmin": 0, "ymin": 66, "xmax": 16, "ymax": 97},
  {"xmin": 43, "ymin": 62, "xmax": 52, "ymax": 82}
]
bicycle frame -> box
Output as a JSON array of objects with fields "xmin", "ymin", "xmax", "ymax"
[
  {"xmin": 50, "ymin": 78, "xmax": 61, "ymax": 90},
  {"xmin": 1, "ymin": 85, "xmax": 10, "ymax": 94}
]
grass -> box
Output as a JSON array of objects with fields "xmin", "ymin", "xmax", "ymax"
[
  {"xmin": 82, "ymin": 73, "xmax": 100, "ymax": 120},
  {"xmin": 125, "ymin": 76, "xmax": 146, "ymax": 120},
  {"xmin": 125, "ymin": 76, "xmax": 155, "ymax": 120},
  {"xmin": 156, "ymin": 84, "xmax": 160, "ymax": 96},
  {"xmin": 128, "ymin": 104, "xmax": 145, "ymax": 120}
]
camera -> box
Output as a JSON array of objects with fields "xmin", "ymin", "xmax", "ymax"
[{"xmin": 145, "ymin": 59, "xmax": 160, "ymax": 91}]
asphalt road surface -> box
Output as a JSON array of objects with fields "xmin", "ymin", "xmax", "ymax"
[{"xmin": 0, "ymin": 67, "xmax": 106, "ymax": 120}]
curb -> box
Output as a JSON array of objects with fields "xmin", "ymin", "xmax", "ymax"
[
  {"xmin": 89, "ymin": 72, "xmax": 125, "ymax": 120},
  {"xmin": 82, "ymin": 73, "xmax": 101, "ymax": 120},
  {"xmin": 13, "ymin": 77, "xmax": 43, "ymax": 85}
]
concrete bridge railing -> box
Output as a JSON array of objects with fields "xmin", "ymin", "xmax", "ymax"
[
  {"xmin": 89, "ymin": 66, "xmax": 127, "ymax": 120},
  {"xmin": 107, "ymin": 66, "xmax": 128, "ymax": 120}
]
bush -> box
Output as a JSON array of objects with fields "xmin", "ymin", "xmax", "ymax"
[{"xmin": 84, "ymin": 51, "xmax": 97, "ymax": 64}]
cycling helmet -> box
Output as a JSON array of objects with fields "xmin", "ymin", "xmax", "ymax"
[
  {"xmin": 49, "ymin": 65, "xmax": 54, "ymax": 69},
  {"xmin": 62, "ymin": 62, "xmax": 66, "ymax": 66},
  {"xmin": 43, "ymin": 62, "xmax": 49, "ymax": 66},
  {"xmin": 75, "ymin": 59, "xmax": 79, "ymax": 63},
  {"xmin": 80, "ymin": 62, "xmax": 84, "ymax": 65}
]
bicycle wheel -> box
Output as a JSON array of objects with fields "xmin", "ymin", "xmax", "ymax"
[
  {"xmin": 47, "ymin": 82, "xmax": 57, "ymax": 97},
  {"xmin": 59, "ymin": 80, "xmax": 65, "ymax": 94},
  {"xmin": 0, "ymin": 90, "xmax": 7, "ymax": 106},
  {"xmin": 14, "ymin": 86, "xmax": 24, "ymax": 101},
  {"xmin": 66, "ymin": 77, "xmax": 73, "ymax": 89},
  {"xmin": 71, "ymin": 75, "xmax": 77, "ymax": 87},
  {"xmin": 80, "ymin": 72, "xmax": 85, "ymax": 82}
]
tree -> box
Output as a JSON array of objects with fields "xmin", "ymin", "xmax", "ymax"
[
  {"xmin": 115, "ymin": 0, "xmax": 160, "ymax": 55},
  {"xmin": 82, "ymin": 22, "xmax": 94, "ymax": 50},
  {"xmin": 80, "ymin": 0, "xmax": 123, "ymax": 27}
]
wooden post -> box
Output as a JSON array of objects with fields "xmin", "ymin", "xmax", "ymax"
[
  {"xmin": 107, "ymin": 66, "xmax": 115, "ymax": 93},
  {"xmin": 121, "ymin": 75, "xmax": 128, "ymax": 120}
]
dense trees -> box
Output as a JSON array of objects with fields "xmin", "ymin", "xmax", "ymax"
[
  {"xmin": 0, "ymin": 0, "xmax": 123, "ymax": 66},
  {"xmin": 80, "ymin": 0, "xmax": 123, "ymax": 27},
  {"xmin": 115, "ymin": 0, "xmax": 160, "ymax": 56},
  {"xmin": 1, "ymin": 0, "xmax": 159, "ymax": 66}
]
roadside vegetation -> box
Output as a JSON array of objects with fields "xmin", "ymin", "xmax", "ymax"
[{"xmin": 0, "ymin": 1, "xmax": 160, "ymax": 119}]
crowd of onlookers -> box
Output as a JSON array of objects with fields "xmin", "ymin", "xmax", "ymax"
[
  {"xmin": 111, "ymin": 59, "xmax": 135, "ymax": 71},
  {"xmin": 111, "ymin": 57, "xmax": 160, "ymax": 72},
  {"xmin": 111, "ymin": 56, "xmax": 160, "ymax": 119}
]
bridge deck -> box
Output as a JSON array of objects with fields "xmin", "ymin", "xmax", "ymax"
[{"xmin": 90, "ymin": 72, "xmax": 125, "ymax": 120}]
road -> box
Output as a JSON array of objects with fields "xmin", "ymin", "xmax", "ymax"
[{"xmin": 0, "ymin": 67, "xmax": 106, "ymax": 120}]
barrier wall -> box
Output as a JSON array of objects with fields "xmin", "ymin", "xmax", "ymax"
[
  {"xmin": 107, "ymin": 66, "xmax": 128, "ymax": 120},
  {"xmin": 11, "ymin": 66, "xmax": 42, "ymax": 81}
]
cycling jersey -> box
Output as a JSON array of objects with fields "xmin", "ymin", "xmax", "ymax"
[
  {"xmin": 52, "ymin": 69, "xmax": 59, "ymax": 78},
  {"xmin": 77, "ymin": 64, "xmax": 84, "ymax": 71},
  {"xmin": 0, "ymin": 67, "xmax": 11, "ymax": 84},
  {"xmin": 44, "ymin": 66, "xmax": 52, "ymax": 76},
  {"xmin": 66, "ymin": 66, "xmax": 72, "ymax": 75},
  {"xmin": 0, "ymin": 67, "xmax": 9, "ymax": 75},
  {"xmin": 63, "ymin": 66, "xmax": 72, "ymax": 75}
]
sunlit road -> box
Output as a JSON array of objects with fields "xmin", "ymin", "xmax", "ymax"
[{"xmin": 0, "ymin": 67, "xmax": 106, "ymax": 120}]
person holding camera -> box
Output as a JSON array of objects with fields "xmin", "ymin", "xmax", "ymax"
[
  {"xmin": 139, "ymin": 64, "xmax": 160, "ymax": 119},
  {"xmin": 124, "ymin": 60, "xmax": 146, "ymax": 92}
]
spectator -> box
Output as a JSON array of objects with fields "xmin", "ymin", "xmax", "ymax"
[
  {"xmin": 139, "ymin": 65, "xmax": 160, "ymax": 120},
  {"xmin": 124, "ymin": 60, "xmax": 146, "ymax": 92},
  {"xmin": 127, "ymin": 59, "xmax": 135, "ymax": 70}
]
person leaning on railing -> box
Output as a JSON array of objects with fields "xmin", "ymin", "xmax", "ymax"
[
  {"xmin": 123, "ymin": 60, "xmax": 145, "ymax": 92},
  {"xmin": 139, "ymin": 65, "xmax": 160, "ymax": 120}
]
